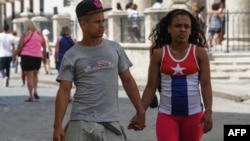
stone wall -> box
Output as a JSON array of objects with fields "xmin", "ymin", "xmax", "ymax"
[{"xmin": 123, "ymin": 44, "xmax": 150, "ymax": 86}]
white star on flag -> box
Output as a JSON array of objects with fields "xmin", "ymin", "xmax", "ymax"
[{"xmin": 171, "ymin": 64, "xmax": 186, "ymax": 75}]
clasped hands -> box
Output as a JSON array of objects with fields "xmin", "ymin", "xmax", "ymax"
[{"xmin": 127, "ymin": 113, "xmax": 146, "ymax": 131}]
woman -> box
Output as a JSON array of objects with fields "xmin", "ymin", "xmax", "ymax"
[
  {"xmin": 217, "ymin": 1, "xmax": 225, "ymax": 45},
  {"xmin": 54, "ymin": 25, "xmax": 76, "ymax": 72},
  {"xmin": 197, "ymin": 6, "xmax": 206, "ymax": 31},
  {"xmin": 129, "ymin": 9, "xmax": 213, "ymax": 141},
  {"xmin": 207, "ymin": 3, "xmax": 223, "ymax": 47},
  {"xmin": 14, "ymin": 20, "xmax": 46, "ymax": 102}
]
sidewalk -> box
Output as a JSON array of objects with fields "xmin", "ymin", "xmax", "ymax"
[
  {"xmin": 9, "ymin": 65, "xmax": 250, "ymax": 103},
  {"xmin": 2, "ymin": 67, "xmax": 250, "ymax": 141},
  {"xmin": 211, "ymin": 79, "xmax": 250, "ymax": 102}
]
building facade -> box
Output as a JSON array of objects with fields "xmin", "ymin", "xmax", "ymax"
[
  {"xmin": 2, "ymin": 0, "xmax": 250, "ymax": 83},
  {"xmin": 0, "ymin": 0, "xmax": 208, "ymax": 42}
]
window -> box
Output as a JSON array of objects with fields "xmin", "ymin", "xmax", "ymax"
[{"xmin": 64, "ymin": 0, "xmax": 71, "ymax": 7}]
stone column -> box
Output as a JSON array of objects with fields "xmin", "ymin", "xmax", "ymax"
[
  {"xmin": 29, "ymin": 0, "xmax": 33, "ymax": 13},
  {"xmin": 20, "ymin": 0, "xmax": 33, "ymax": 18},
  {"xmin": 143, "ymin": 8, "xmax": 168, "ymax": 45},
  {"xmin": 226, "ymin": 0, "xmax": 250, "ymax": 50},
  {"xmin": 0, "ymin": 0, "xmax": 4, "ymax": 29},
  {"xmin": 11, "ymin": 0, "xmax": 26, "ymax": 36},
  {"xmin": 101, "ymin": 0, "xmax": 111, "ymax": 9},
  {"xmin": 70, "ymin": 0, "xmax": 78, "ymax": 40},
  {"xmin": 52, "ymin": 15, "xmax": 71, "ymax": 43},
  {"xmin": 12, "ymin": 17, "xmax": 29, "ymax": 36},
  {"xmin": 31, "ymin": 16, "xmax": 48, "ymax": 31},
  {"xmin": 12, "ymin": 0, "xmax": 33, "ymax": 35},
  {"xmin": 2, "ymin": 2, "xmax": 7, "ymax": 25},
  {"xmin": 169, "ymin": 0, "xmax": 188, "ymax": 10},
  {"xmin": 19, "ymin": 8, "xmax": 33, "ymax": 19},
  {"xmin": 0, "ymin": 0, "xmax": 5, "ymax": 4},
  {"xmin": 117, "ymin": 0, "xmax": 131, "ymax": 11},
  {"xmin": 107, "ymin": 11, "xmax": 127, "ymax": 41},
  {"xmin": 10, "ymin": 1, "xmax": 15, "ymax": 19},
  {"xmin": 162, "ymin": 0, "xmax": 173, "ymax": 9},
  {"xmin": 40, "ymin": 0, "xmax": 44, "ymax": 15},
  {"xmin": 133, "ymin": 0, "xmax": 151, "ymax": 16},
  {"xmin": 22, "ymin": 0, "xmax": 31, "ymax": 12}
]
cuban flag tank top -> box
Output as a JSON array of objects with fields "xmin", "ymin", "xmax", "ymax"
[{"xmin": 158, "ymin": 44, "xmax": 203, "ymax": 116}]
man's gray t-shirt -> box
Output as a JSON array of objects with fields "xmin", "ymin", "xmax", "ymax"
[{"xmin": 56, "ymin": 39, "xmax": 132, "ymax": 122}]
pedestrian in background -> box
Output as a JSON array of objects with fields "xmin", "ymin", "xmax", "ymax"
[
  {"xmin": 14, "ymin": 20, "xmax": 46, "ymax": 102},
  {"xmin": 129, "ymin": 9, "xmax": 213, "ymax": 141},
  {"xmin": 53, "ymin": 0, "xmax": 145, "ymax": 141},
  {"xmin": 54, "ymin": 25, "xmax": 76, "ymax": 72},
  {"xmin": 54, "ymin": 25, "xmax": 76, "ymax": 103},
  {"xmin": 130, "ymin": 3, "xmax": 141, "ymax": 42},
  {"xmin": 207, "ymin": 3, "xmax": 223, "ymax": 47},
  {"xmin": 10, "ymin": 31, "xmax": 19, "ymax": 69},
  {"xmin": 151, "ymin": 0, "xmax": 163, "ymax": 9},
  {"xmin": 12, "ymin": 31, "xmax": 25, "ymax": 86},
  {"xmin": 42, "ymin": 29, "xmax": 52, "ymax": 75},
  {"xmin": 126, "ymin": 1, "xmax": 136, "ymax": 42},
  {"xmin": 12, "ymin": 31, "xmax": 20, "ymax": 73},
  {"xmin": 197, "ymin": 6, "xmax": 206, "ymax": 31},
  {"xmin": 116, "ymin": 2, "xmax": 123, "ymax": 11},
  {"xmin": 217, "ymin": 1, "xmax": 225, "ymax": 45},
  {"xmin": 0, "ymin": 24, "xmax": 16, "ymax": 87}
]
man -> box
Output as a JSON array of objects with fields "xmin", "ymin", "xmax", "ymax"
[
  {"xmin": 0, "ymin": 24, "xmax": 15, "ymax": 87},
  {"xmin": 53, "ymin": 0, "xmax": 145, "ymax": 141}
]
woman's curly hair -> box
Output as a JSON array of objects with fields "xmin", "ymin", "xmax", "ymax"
[{"xmin": 148, "ymin": 9, "xmax": 207, "ymax": 50}]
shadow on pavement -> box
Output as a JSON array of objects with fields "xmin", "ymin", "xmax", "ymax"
[{"xmin": 1, "ymin": 96, "xmax": 250, "ymax": 141}]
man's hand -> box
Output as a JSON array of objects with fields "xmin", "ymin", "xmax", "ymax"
[
  {"xmin": 128, "ymin": 113, "xmax": 146, "ymax": 131},
  {"xmin": 53, "ymin": 126, "xmax": 65, "ymax": 141}
]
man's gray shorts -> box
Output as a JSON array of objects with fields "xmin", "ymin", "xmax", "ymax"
[{"xmin": 64, "ymin": 120, "xmax": 127, "ymax": 141}]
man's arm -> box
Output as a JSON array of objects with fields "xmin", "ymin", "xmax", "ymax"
[
  {"xmin": 53, "ymin": 80, "xmax": 72, "ymax": 141},
  {"xmin": 119, "ymin": 69, "xmax": 145, "ymax": 130}
]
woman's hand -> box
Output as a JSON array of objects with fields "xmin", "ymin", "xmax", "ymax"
[
  {"xmin": 201, "ymin": 110, "xmax": 213, "ymax": 133},
  {"xmin": 128, "ymin": 113, "xmax": 146, "ymax": 131}
]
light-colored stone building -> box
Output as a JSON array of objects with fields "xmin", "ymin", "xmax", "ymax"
[
  {"xmin": 0, "ymin": 0, "xmax": 218, "ymax": 41},
  {"xmin": 1, "ymin": 0, "xmax": 250, "ymax": 81}
]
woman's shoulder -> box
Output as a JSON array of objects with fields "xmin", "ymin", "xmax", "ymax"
[
  {"xmin": 150, "ymin": 46, "xmax": 163, "ymax": 59},
  {"xmin": 24, "ymin": 30, "xmax": 41, "ymax": 36},
  {"xmin": 194, "ymin": 45, "xmax": 208, "ymax": 58},
  {"xmin": 58, "ymin": 35, "xmax": 68, "ymax": 41},
  {"xmin": 35, "ymin": 30, "xmax": 43, "ymax": 36}
]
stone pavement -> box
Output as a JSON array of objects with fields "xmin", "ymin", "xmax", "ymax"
[
  {"xmin": 1, "ymin": 67, "xmax": 250, "ymax": 141},
  {"xmin": 10, "ymin": 66, "xmax": 250, "ymax": 103}
]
